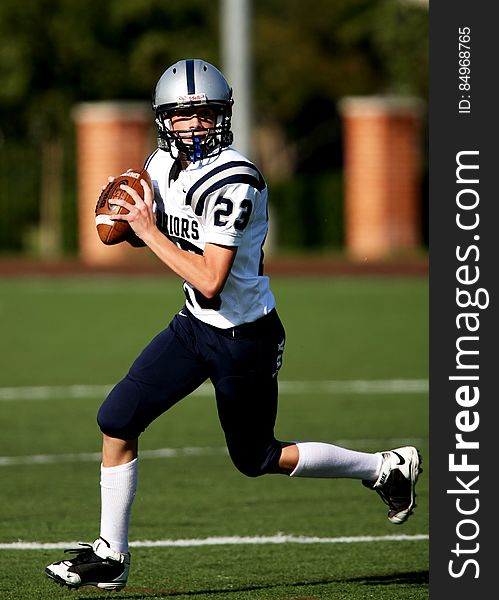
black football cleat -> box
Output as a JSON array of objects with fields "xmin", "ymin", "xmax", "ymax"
[
  {"xmin": 45, "ymin": 537, "xmax": 130, "ymax": 590},
  {"xmin": 363, "ymin": 446, "xmax": 422, "ymax": 524}
]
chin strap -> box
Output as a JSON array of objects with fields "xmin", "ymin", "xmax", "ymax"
[{"xmin": 158, "ymin": 128, "xmax": 225, "ymax": 163}]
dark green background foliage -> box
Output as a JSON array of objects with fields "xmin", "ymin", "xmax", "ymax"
[{"xmin": 0, "ymin": 0, "xmax": 427, "ymax": 255}]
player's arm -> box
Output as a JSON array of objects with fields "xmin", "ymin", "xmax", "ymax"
[
  {"xmin": 109, "ymin": 179, "xmax": 236, "ymax": 298},
  {"xmin": 144, "ymin": 232, "xmax": 236, "ymax": 299}
]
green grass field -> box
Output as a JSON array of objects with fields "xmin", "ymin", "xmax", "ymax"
[{"xmin": 0, "ymin": 275, "xmax": 428, "ymax": 599}]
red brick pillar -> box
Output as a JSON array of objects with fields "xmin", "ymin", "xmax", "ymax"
[
  {"xmin": 339, "ymin": 96, "xmax": 424, "ymax": 260},
  {"xmin": 73, "ymin": 102, "xmax": 154, "ymax": 265}
]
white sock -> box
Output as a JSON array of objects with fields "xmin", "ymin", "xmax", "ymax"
[
  {"xmin": 99, "ymin": 458, "xmax": 138, "ymax": 554},
  {"xmin": 289, "ymin": 442, "xmax": 382, "ymax": 480}
]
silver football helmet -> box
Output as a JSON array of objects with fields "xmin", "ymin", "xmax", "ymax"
[{"xmin": 152, "ymin": 59, "xmax": 234, "ymax": 161}]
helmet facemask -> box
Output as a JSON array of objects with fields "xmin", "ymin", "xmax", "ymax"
[{"xmin": 155, "ymin": 101, "xmax": 233, "ymax": 162}]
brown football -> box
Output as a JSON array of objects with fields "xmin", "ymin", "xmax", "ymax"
[{"xmin": 95, "ymin": 168, "xmax": 152, "ymax": 245}]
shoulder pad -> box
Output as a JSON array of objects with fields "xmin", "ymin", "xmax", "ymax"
[{"xmin": 186, "ymin": 161, "xmax": 266, "ymax": 216}]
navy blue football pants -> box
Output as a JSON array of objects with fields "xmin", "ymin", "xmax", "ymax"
[{"xmin": 97, "ymin": 307, "xmax": 286, "ymax": 477}]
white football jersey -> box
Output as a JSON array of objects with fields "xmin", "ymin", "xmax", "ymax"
[{"xmin": 145, "ymin": 147, "xmax": 276, "ymax": 328}]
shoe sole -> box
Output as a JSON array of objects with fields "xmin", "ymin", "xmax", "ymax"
[
  {"xmin": 45, "ymin": 568, "xmax": 126, "ymax": 590},
  {"xmin": 388, "ymin": 447, "xmax": 422, "ymax": 525}
]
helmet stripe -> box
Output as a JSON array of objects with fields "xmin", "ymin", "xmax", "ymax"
[{"xmin": 186, "ymin": 59, "xmax": 195, "ymax": 94}]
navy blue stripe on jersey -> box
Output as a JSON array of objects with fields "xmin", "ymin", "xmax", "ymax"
[
  {"xmin": 185, "ymin": 161, "xmax": 266, "ymax": 214},
  {"xmin": 143, "ymin": 149, "xmax": 159, "ymax": 169},
  {"xmin": 186, "ymin": 59, "xmax": 195, "ymax": 94},
  {"xmin": 186, "ymin": 161, "xmax": 265, "ymax": 205},
  {"xmin": 193, "ymin": 174, "xmax": 265, "ymax": 216},
  {"xmin": 169, "ymin": 235, "xmax": 203, "ymax": 255}
]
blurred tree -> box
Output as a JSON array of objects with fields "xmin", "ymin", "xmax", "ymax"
[
  {"xmin": 0, "ymin": 0, "xmax": 427, "ymax": 254},
  {"xmin": 253, "ymin": 0, "xmax": 427, "ymax": 172},
  {"xmin": 0, "ymin": 0, "xmax": 220, "ymax": 137},
  {"xmin": 0, "ymin": 0, "xmax": 218, "ymax": 255}
]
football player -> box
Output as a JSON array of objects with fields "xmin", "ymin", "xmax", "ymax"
[{"xmin": 45, "ymin": 59, "xmax": 422, "ymax": 591}]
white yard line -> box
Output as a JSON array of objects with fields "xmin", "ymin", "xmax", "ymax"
[
  {"xmin": 0, "ymin": 378, "xmax": 427, "ymax": 467},
  {"xmin": 0, "ymin": 533, "xmax": 428, "ymax": 550},
  {"xmin": 0, "ymin": 446, "xmax": 227, "ymax": 466},
  {"xmin": 0, "ymin": 438, "xmax": 427, "ymax": 467},
  {"xmin": 0, "ymin": 379, "xmax": 428, "ymax": 401}
]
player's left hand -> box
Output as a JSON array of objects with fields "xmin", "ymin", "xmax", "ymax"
[{"xmin": 109, "ymin": 178, "xmax": 156, "ymax": 241}]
